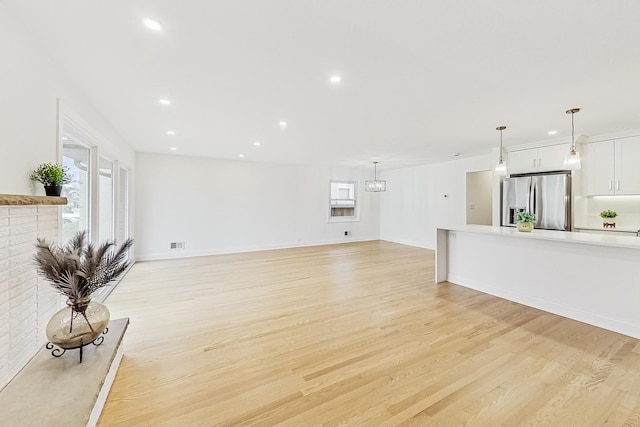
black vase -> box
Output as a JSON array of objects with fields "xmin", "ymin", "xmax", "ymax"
[{"xmin": 44, "ymin": 185, "xmax": 62, "ymax": 197}]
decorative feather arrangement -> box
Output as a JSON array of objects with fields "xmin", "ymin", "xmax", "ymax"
[{"xmin": 34, "ymin": 231, "xmax": 134, "ymax": 304}]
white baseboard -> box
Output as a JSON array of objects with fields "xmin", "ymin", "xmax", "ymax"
[
  {"xmin": 379, "ymin": 236, "xmax": 433, "ymax": 250},
  {"xmin": 135, "ymin": 236, "xmax": 381, "ymax": 261}
]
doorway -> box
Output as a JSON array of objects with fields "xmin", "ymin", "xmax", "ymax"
[{"xmin": 466, "ymin": 170, "xmax": 493, "ymax": 225}]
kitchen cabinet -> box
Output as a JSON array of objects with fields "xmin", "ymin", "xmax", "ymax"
[
  {"xmin": 507, "ymin": 144, "xmax": 570, "ymax": 174},
  {"xmin": 585, "ymin": 136, "xmax": 640, "ymax": 195}
]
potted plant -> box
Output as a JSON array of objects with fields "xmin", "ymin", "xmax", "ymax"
[
  {"xmin": 29, "ymin": 163, "xmax": 71, "ymax": 196},
  {"xmin": 515, "ymin": 211, "xmax": 537, "ymax": 232},
  {"xmin": 600, "ymin": 210, "xmax": 617, "ymax": 228},
  {"xmin": 34, "ymin": 231, "xmax": 133, "ymax": 353}
]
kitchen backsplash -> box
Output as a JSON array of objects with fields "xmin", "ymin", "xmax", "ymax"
[{"xmin": 574, "ymin": 195, "xmax": 640, "ymax": 231}]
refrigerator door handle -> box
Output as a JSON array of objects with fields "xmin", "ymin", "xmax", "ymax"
[
  {"xmin": 532, "ymin": 180, "xmax": 537, "ymax": 214},
  {"xmin": 528, "ymin": 179, "xmax": 535, "ymax": 213}
]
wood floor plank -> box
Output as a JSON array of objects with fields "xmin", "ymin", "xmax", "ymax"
[{"xmin": 97, "ymin": 240, "xmax": 640, "ymax": 426}]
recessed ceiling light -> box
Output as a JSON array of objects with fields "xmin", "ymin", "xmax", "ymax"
[
  {"xmin": 62, "ymin": 136, "xmax": 69, "ymax": 140},
  {"xmin": 143, "ymin": 19, "xmax": 163, "ymax": 31},
  {"xmin": 159, "ymin": 99, "xmax": 171, "ymax": 105},
  {"xmin": 253, "ymin": 141, "xmax": 261, "ymax": 147},
  {"xmin": 329, "ymin": 75, "xmax": 342, "ymax": 83},
  {"xmin": 548, "ymin": 130, "xmax": 558, "ymax": 135},
  {"xmin": 278, "ymin": 121, "xmax": 287, "ymax": 129},
  {"xmin": 452, "ymin": 153, "xmax": 462, "ymax": 157},
  {"xmin": 239, "ymin": 154, "xmax": 245, "ymax": 158},
  {"xmin": 167, "ymin": 130, "xmax": 175, "ymax": 135},
  {"xmin": 170, "ymin": 147, "xmax": 177, "ymax": 151}
]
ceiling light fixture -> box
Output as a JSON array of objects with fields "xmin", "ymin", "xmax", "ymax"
[
  {"xmin": 239, "ymin": 154, "xmax": 245, "ymax": 158},
  {"xmin": 548, "ymin": 130, "xmax": 558, "ymax": 135},
  {"xmin": 159, "ymin": 99, "xmax": 171, "ymax": 105},
  {"xmin": 329, "ymin": 75, "xmax": 342, "ymax": 84},
  {"xmin": 278, "ymin": 121, "xmax": 287, "ymax": 129},
  {"xmin": 170, "ymin": 147, "xmax": 177, "ymax": 151},
  {"xmin": 167, "ymin": 130, "xmax": 175, "ymax": 135},
  {"xmin": 143, "ymin": 19, "xmax": 163, "ymax": 31},
  {"xmin": 253, "ymin": 141, "xmax": 261, "ymax": 147},
  {"xmin": 563, "ymin": 108, "xmax": 581, "ymax": 170},
  {"xmin": 494, "ymin": 125, "xmax": 508, "ymax": 177},
  {"xmin": 365, "ymin": 161, "xmax": 386, "ymax": 192}
]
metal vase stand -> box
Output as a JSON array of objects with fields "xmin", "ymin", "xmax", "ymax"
[{"xmin": 45, "ymin": 328, "xmax": 109, "ymax": 363}]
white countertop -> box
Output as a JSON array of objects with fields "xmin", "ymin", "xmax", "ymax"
[
  {"xmin": 439, "ymin": 224, "xmax": 640, "ymax": 249},
  {"xmin": 575, "ymin": 225, "xmax": 639, "ymax": 233}
]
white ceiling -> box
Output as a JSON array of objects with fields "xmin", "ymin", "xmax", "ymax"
[{"xmin": 6, "ymin": 0, "xmax": 640, "ymax": 169}]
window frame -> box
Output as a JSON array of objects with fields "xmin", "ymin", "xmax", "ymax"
[{"xmin": 328, "ymin": 180, "xmax": 360, "ymax": 223}]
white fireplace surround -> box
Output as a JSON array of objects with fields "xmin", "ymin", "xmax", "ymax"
[{"xmin": 0, "ymin": 199, "xmax": 63, "ymax": 390}]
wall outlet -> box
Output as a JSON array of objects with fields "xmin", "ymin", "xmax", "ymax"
[
  {"xmin": 170, "ymin": 241, "xmax": 185, "ymax": 249},
  {"xmin": 344, "ymin": 231, "xmax": 351, "ymax": 236}
]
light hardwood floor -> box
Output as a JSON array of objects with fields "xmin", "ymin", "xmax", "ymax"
[{"xmin": 99, "ymin": 240, "xmax": 640, "ymax": 426}]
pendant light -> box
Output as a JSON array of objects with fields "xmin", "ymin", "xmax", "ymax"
[
  {"xmin": 494, "ymin": 125, "xmax": 508, "ymax": 176},
  {"xmin": 563, "ymin": 108, "xmax": 581, "ymax": 170},
  {"xmin": 365, "ymin": 161, "xmax": 386, "ymax": 192}
]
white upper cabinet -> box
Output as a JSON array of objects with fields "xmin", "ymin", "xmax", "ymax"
[
  {"xmin": 586, "ymin": 141, "xmax": 615, "ymax": 195},
  {"xmin": 508, "ymin": 144, "xmax": 570, "ymax": 174},
  {"xmin": 585, "ymin": 136, "xmax": 640, "ymax": 195}
]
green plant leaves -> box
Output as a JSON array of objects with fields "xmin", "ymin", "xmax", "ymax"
[{"xmin": 29, "ymin": 163, "xmax": 72, "ymax": 186}]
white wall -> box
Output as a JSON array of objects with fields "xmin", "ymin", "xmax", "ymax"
[
  {"xmin": 380, "ymin": 154, "xmax": 493, "ymax": 249},
  {"xmin": 0, "ymin": 4, "xmax": 134, "ymax": 195},
  {"xmin": 135, "ymin": 153, "xmax": 380, "ymax": 260}
]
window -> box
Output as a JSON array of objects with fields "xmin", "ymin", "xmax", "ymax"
[
  {"xmin": 329, "ymin": 181, "xmax": 359, "ymax": 222},
  {"xmin": 116, "ymin": 167, "xmax": 130, "ymax": 245},
  {"xmin": 59, "ymin": 103, "xmax": 131, "ymax": 251},
  {"xmin": 60, "ymin": 103, "xmax": 133, "ymax": 302},
  {"xmin": 62, "ymin": 139, "xmax": 91, "ymax": 243},
  {"xmin": 98, "ymin": 157, "xmax": 114, "ymax": 242}
]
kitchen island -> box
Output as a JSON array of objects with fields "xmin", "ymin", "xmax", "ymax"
[{"xmin": 436, "ymin": 225, "xmax": 640, "ymax": 338}]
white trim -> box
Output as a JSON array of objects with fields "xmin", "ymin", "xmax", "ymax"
[
  {"xmin": 328, "ymin": 179, "xmax": 360, "ymax": 223},
  {"xmin": 135, "ymin": 236, "xmax": 380, "ymax": 261},
  {"xmin": 87, "ymin": 341, "xmax": 124, "ymax": 427},
  {"xmin": 378, "ymin": 236, "xmax": 433, "ymax": 250}
]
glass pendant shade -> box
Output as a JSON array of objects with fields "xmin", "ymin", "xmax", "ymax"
[
  {"xmin": 494, "ymin": 125, "xmax": 508, "ymax": 176},
  {"xmin": 563, "ymin": 148, "xmax": 581, "ymax": 170},
  {"xmin": 494, "ymin": 159, "xmax": 508, "ymax": 176},
  {"xmin": 365, "ymin": 162, "xmax": 386, "ymax": 192},
  {"xmin": 564, "ymin": 108, "xmax": 582, "ymax": 170}
]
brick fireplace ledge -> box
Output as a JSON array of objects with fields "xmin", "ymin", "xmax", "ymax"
[
  {"xmin": 0, "ymin": 318, "xmax": 129, "ymax": 426},
  {"xmin": 0, "ymin": 194, "xmax": 67, "ymax": 206}
]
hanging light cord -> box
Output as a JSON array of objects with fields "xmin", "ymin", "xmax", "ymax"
[
  {"xmin": 566, "ymin": 108, "xmax": 580, "ymax": 153},
  {"xmin": 496, "ymin": 126, "xmax": 506, "ymax": 161},
  {"xmin": 374, "ymin": 162, "xmax": 378, "ymax": 180}
]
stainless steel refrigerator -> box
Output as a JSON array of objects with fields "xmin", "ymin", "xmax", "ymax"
[{"xmin": 501, "ymin": 172, "xmax": 571, "ymax": 231}]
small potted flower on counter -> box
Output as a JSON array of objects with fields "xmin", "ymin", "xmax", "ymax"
[
  {"xmin": 600, "ymin": 210, "xmax": 617, "ymax": 228},
  {"xmin": 29, "ymin": 163, "xmax": 71, "ymax": 196},
  {"xmin": 515, "ymin": 212, "xmax": 537, "ymax": 232}
]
